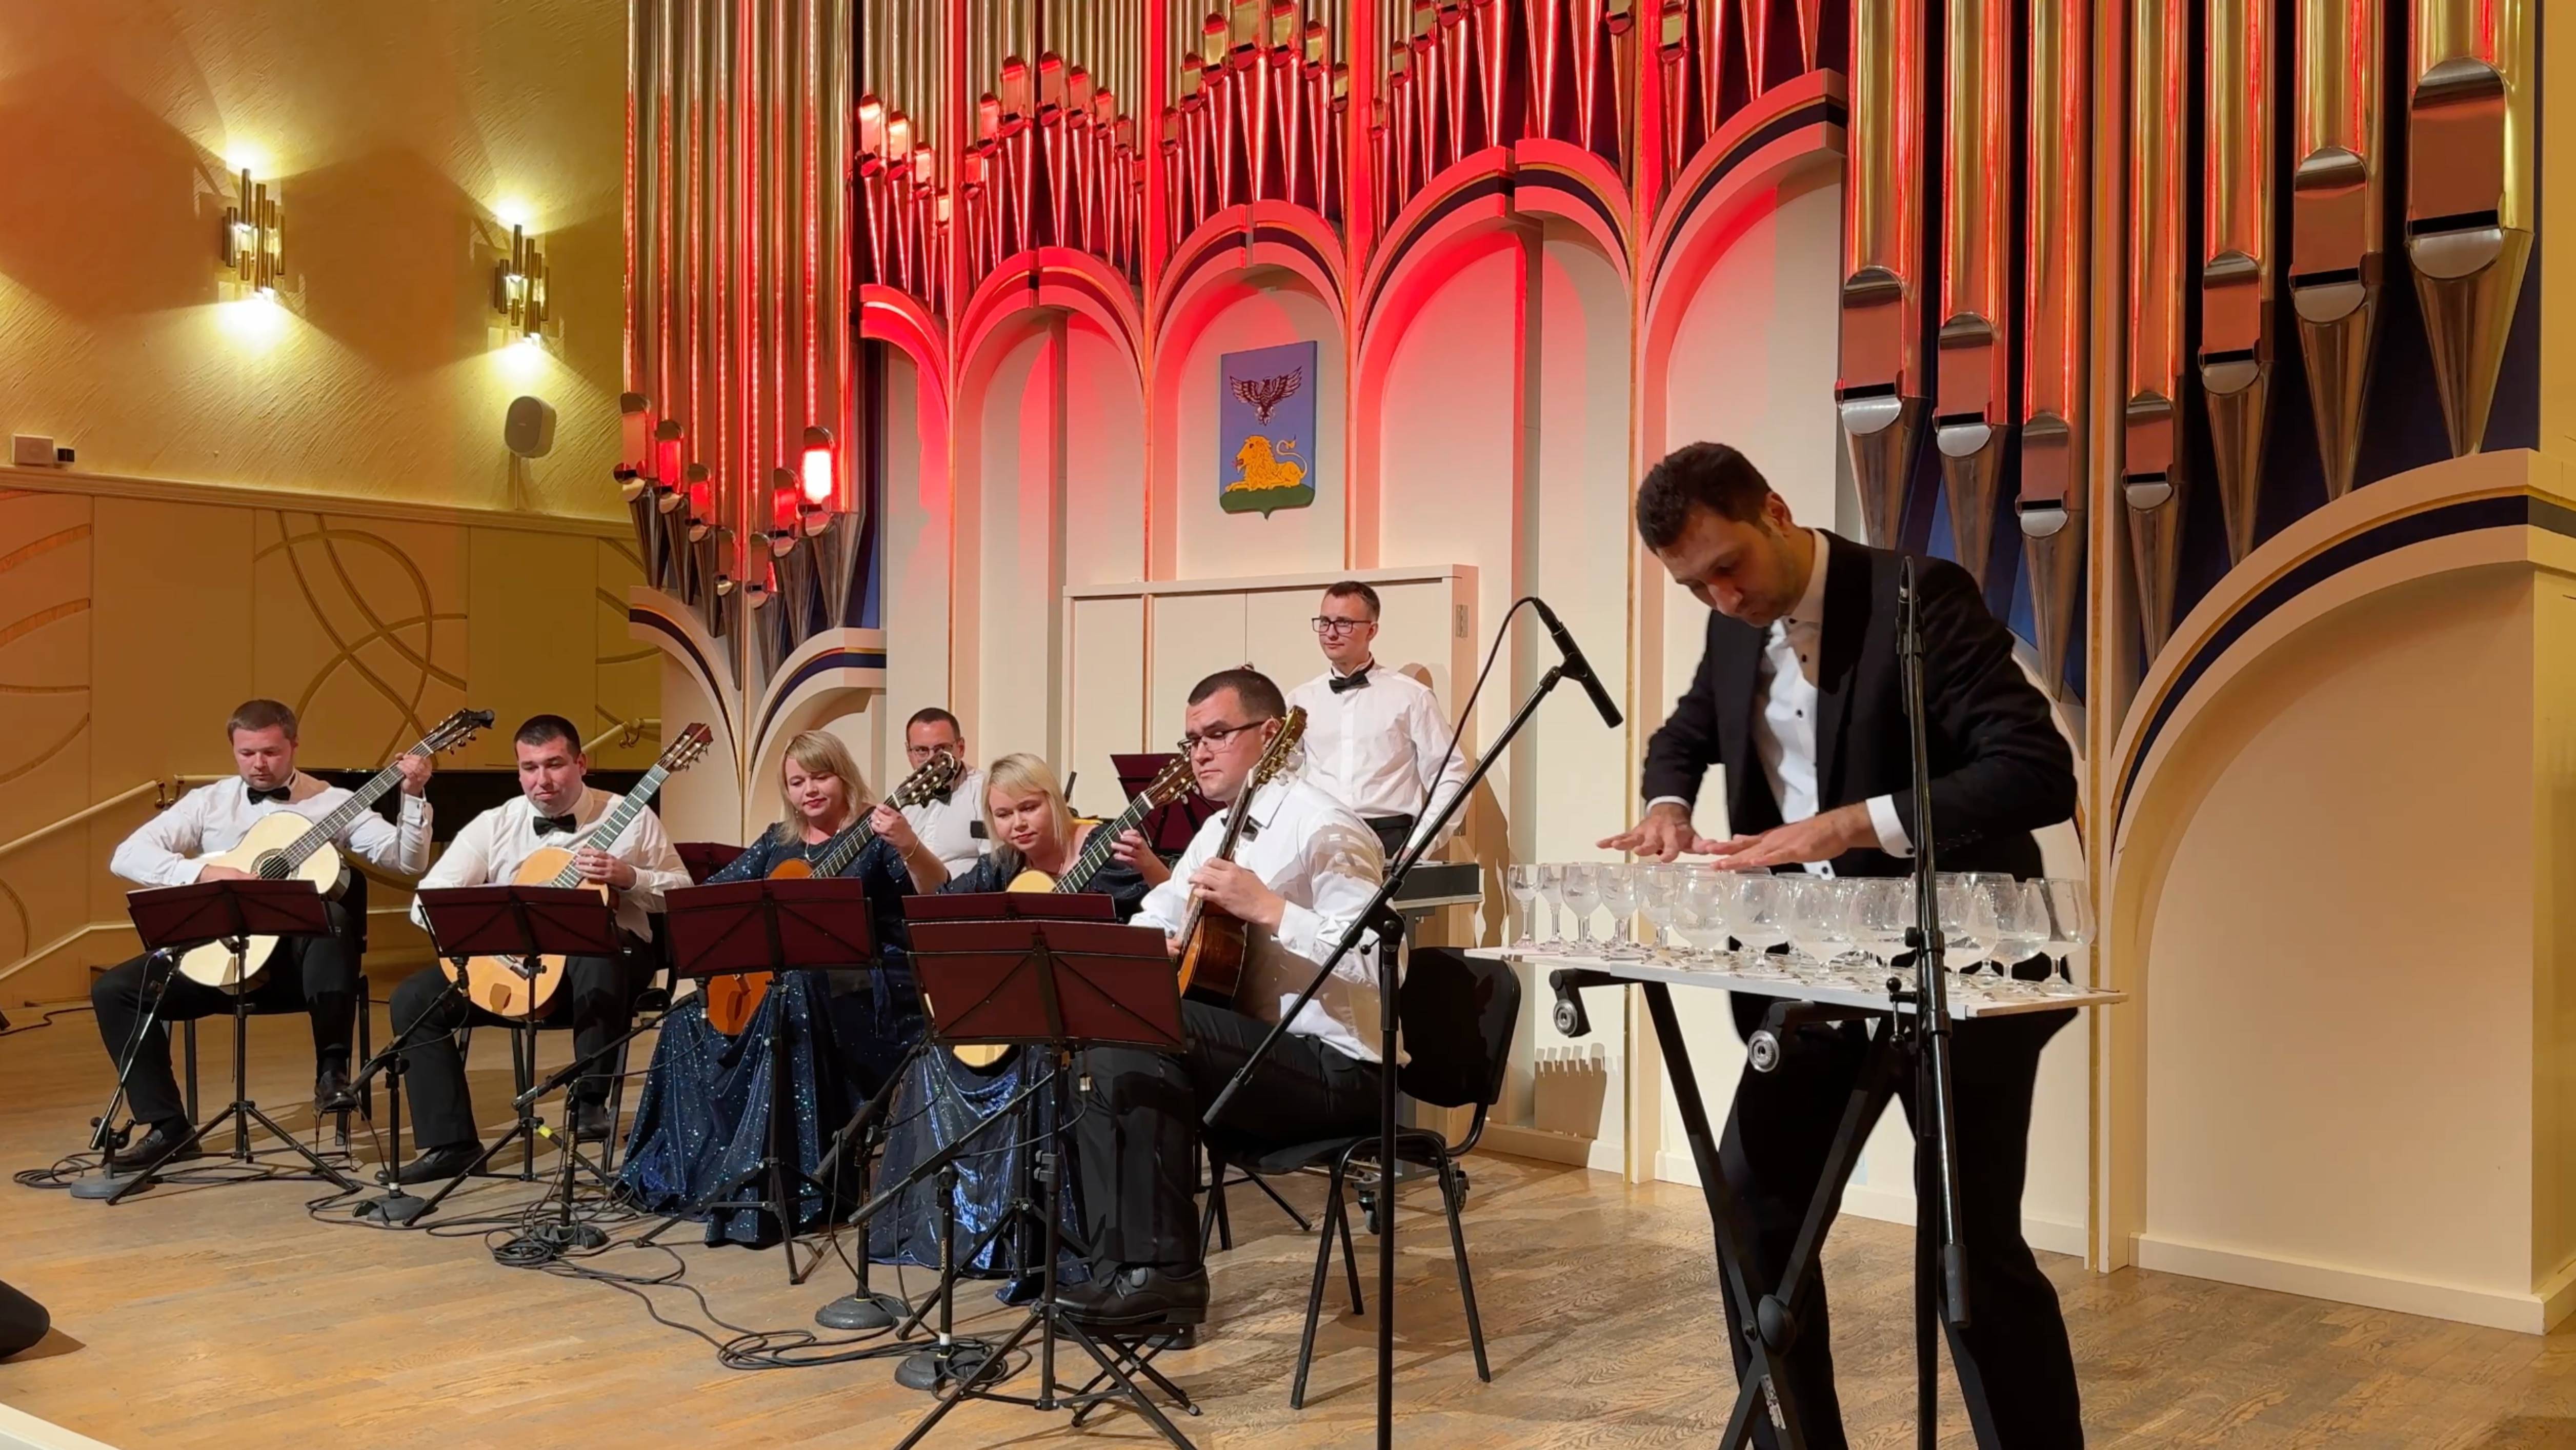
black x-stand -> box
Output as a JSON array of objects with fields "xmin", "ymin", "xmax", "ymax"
[
  {"xmin": 875, "ymin": 905, "xmax": 1199, "ymax": 1450},
  {"xmin": 407, "ymin": 884, "xmax": 628, "ymax": 1244},
  {"xmin": 106, "ymin": 879, "xmax": 361, "ymax": 1203},
  {"xmin": 634, "ymin": 875, "xmax": 877, "ymax": 1281}
]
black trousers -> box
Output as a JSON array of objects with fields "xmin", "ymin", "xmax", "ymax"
[
  {"xmin": 90, "ymin": 891, "xmax": 365, "ymax": 1127},
  {"xmin": 1073, "ymin": 1000, "xmax": 1381, "ymax": 1273},
  {"xmin": 1362, "ymin": 814, "xmax": 1416, "ymax": 860},
  {"xmin": 1719, "ymin": 993, "xmax": 2083, "ymax": 1449},
  {"xmin": 387, "ymin": 948, "xmax": 642, "ymax": 1151}
]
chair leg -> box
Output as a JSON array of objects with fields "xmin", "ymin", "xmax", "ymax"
[
  {"xmin": 602, "ymin": 1035, "xmax": 631, "ymax": 1175},
  {"xmin": 355, "ymin": 973, "xmax": 374, "ymax": 1121},
  {"xmin": 1247, "ymin": 1170, "xmax": 1314, "ymax": 1232},
  {"xmin": 1338, "ymin": 1177, "xmax": 1364, "ymax": 1315},
  {"xmin": 1290, "ymin": 1164, "xmax": 1347, "ymax": 1410},
  {"xmin": 182, "ymin": 1020, "xmax": 199, "ymax": 1123},
  {"xmin": 1198, "ymin": 1150, "xmax": 1227, "ymax": 1258},
  {"xmin": 1437, "ymin": 1154, "xmax": 1490, "ymax": 1382}
]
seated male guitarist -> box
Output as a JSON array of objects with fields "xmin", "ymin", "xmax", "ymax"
[
  {"xmin": 82, "ymin": 699, "xmax": 432, "ymax": 1197},
  {"xmin": 385, "ymin": 713, "xmax": 688, "ymax": 1184},
  {"xmin": 1060, "ymin": 669, "xmax": 1386, "ymax": 1325}
]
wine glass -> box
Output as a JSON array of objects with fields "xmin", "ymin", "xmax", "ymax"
[
  {"xmin": 1984, "ymin": 878, "xmax": 2051, "ymax": 995},
  {"xmin": 1677, "ymin": 866, "xmax": 1732, "ymax": 966},
  {"xmin": 1731, "ymin": 872, "xmax": 1792, "ymax": 977},
  {"xmin": 1506, "ymin": 864, "xmax": 1541, "ymax": 948},
  {"xmin": 1637, "ymin": 864, "xmax": 1682, "ymax": 954},
  {"xmin": 1934, "ymin": 873, "xmax": 1995, "ymax": 979},
  {"xmin": 1597, "ymin": 864, "xmax": 1645, "ymax": 960},
  {"xmin": 1854, "ymin": 878, "xmax": 1917, "ymax": 983},
  {"xmin": 2039, "ymin": 877, "xmax": 2093, "ymax": 995},
  {"xmin": 1778, "ymin": 876, "xmax": 1830, "ymax": 975},
  {"xmin": 1536, "ymin": 864, "xmax": 1566, "ymax": 948},
  {"xmin": 1559, "ymin": 864, "xmax": 1601, "ymax": 952}
]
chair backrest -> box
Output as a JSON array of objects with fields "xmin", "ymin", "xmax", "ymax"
[{"xmin": 1396, "ymin": 948, "xmax": 1520, "ymax": 1112}]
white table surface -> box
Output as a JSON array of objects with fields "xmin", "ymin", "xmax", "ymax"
[{"xmin": 1464, "ymin": 946, "xmax": 2126, "ymax": 1020}]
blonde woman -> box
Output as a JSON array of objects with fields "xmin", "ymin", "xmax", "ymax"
[
  {"xmin": 936, "ymin": 753, "xmax": 1167, "ymax": 915},
  {"xmin": 621, "ymin": 731, "xmax": 940, "ymax": 1244}
]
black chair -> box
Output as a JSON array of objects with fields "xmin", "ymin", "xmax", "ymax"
[
  {"xmin": 1231, "ymin": 948, "xmax": 1521, "ymax": 1409},
  {"xmin": 181, "ymin": 970, "xmax": 374, "ymax": 1155}
]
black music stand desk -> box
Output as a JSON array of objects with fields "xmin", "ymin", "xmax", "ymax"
[{"xmin": 111, "ymin": 878, "xmax": 354, "ymax": 1203}]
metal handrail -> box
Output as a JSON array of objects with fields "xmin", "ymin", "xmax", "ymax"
[
  {"xmin": 584, "ymin": 717, "xmax": 661, "ymax": 754},
  {"xmin": 0, "ymin": 780, "xmax": 166, "ymax": 865}
]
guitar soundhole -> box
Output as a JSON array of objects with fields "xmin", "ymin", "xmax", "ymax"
[{"xmin": 256, "ymin": 852, "xmax": 289, "ymax": 879}]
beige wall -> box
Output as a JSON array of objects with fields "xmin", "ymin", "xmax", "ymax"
[{"xmin": 0, "ymin": 0, "xmax": 625, "ymax": 520}]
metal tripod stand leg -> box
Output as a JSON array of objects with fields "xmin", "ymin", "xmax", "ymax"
[{"xmin": 108, "ymin": 986, "xmax": 360, "ymax": 1204}]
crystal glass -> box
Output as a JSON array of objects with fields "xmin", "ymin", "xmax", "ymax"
[
  {"xmin": 1676, "ymin": 866, "xmax": 1732, "ymax": 965},
  {"xmin": 1730, "ymin": 872, "xmax": 1793, "ymax": 977},
  {"xmin": 1535, "ymin": 864, "xmax": 1566, "ymax": 948},
  {"xmin": 2039, "ymin": 877, "xmax": 2093, "ymax": 995},
  {"xmin": 1853, "ymin": 877, "xmax": 1916, "ymax": 980},
  {"xmin": 1780, "ymin": 875, "xmax": 1841, "ymax": 976},
  {"xmin": 1596, "ymin": 864, "xmax": 1645, "ymax": 959},
  {"xmin": 1984, "ymin": 878, "xmax": 2051, "ymax": 995},
  {"xmin": 1934, "ymin": 872, "xmax": 1994, "ymax": 976},
  {"xmin": 1506, "ymin": 863, "xmax": 1541, "ymax": 948},
  {"xmin": 1637, "ymin": 863, "xmax": 1682, "ymax": 953},
  {"xmin": 1559, "ymin": 863, "xmax": 1601, "ymax": 950}
]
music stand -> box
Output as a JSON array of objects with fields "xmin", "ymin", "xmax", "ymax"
[
  {"xmin": 1112, "ymin": 753, "xmax": 1214, "ymax": 855},
  {"xmin": 109, "ymin": 879, "xmax": 358, "ymax": 1204},
  {"xmin": 888, "ymin": 907, "xmax": 1197, "ymax": 1450},
  {"xmin": 411, "ymin": 885, "xmax": 623, "ymax": 1233},
  {"xmin": 636, "ymin": 877, "xmax": 878, "ymax": 1281}
]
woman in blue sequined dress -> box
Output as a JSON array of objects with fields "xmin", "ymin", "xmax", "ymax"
[{"xmin": 619, "ymin": 730, "xmax": 952, "ymax": 1245}]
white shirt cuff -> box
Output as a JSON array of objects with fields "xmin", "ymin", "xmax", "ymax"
[
  {"xmin": 1866, "ymin": 794, "xmax": 1913, "ymax": 857},
  {"xmin": 1644, "ymin": 796, "xmax": 1692, "ymax": 813},
  {"xmin": 399, "ymin": 794, "xmax": 429, "ymax": 821}
]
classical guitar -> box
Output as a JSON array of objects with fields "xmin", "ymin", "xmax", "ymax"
[
  {"xmin": 441, "ymin": 723, "xmax": 714, "ymax": 1019},
  {"xmin": 174, "ymin": 708, "xmax": 496, "ymax": 991},
  {"xmin": 939, "ymin": 756, "xmax": 1200, "ymax": 1070},
  {"xmin": 1173, "ymin": 707, "xmax": 1306, "ymax": 1008},
  {"xmin": 700, "ymin": 749, "xmax": 964, "ymax": 1036}
]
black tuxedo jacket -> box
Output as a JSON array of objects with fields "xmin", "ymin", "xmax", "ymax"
[{"xmin": 1639, "ymin": 530, "xmax": 2074, "ymax": 879}]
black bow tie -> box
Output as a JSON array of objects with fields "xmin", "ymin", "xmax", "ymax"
[
  {"xmin": 1328, "ymin": 667, "xmax": 1372, "ymax": 694},
  {"xmin": 533, "ymin": 813, "xmax": 579, "ymax": 836},
  {"xmin": 245, "ymin": 784, "xmax": 292, "ymax": 804}
]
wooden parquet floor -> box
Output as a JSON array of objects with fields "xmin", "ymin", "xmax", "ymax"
[{"xmin": 0, "ymin": 1000, "xmax": 2571, "ymax": 1448}]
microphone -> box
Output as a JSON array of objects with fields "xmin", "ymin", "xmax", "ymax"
[{"xmin": 1530, "ymin": 598, "xmax": 1623, "ymax": 729}]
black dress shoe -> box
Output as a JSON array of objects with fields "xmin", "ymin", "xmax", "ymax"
[
  {"xmin": 70, "ymin": 1121, "xmax": 200, "ymax": 1200},
  {"xmin": 1055, "ymin": 1264, "xmax": 1210, "ymax": 1326},
  {"xmin": 388, "ymin": 1142, "xmax": 481, "ymax": 1185},
  {"xmin": 314, "ymin": 1065, "xmax": 356, "ymax": 1115},
  {"xmin": 571, "ymin": 1099, "xmax": 613, "ymax": 1141}
]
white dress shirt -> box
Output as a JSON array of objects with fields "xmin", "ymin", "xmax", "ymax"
[
  {"xmin": 1652, "ymin": 530, "xmax": 1910, "ymax": 875},
  {"xmin": 1133, "ymin": 775, "xmax": 1394, "ymax": 1064},
  {"xmin": 111, "ymin": 772, "xmax": 432, "ymax": 887},
  {"xmin": 408, "ymin": 786, "xmax": 689, "ymax": 941},
  {"xmin": 902, "ymin": 766, "xmax": 991, "ymax": 878},
  {"xmin": 1285, "ymin": 660, "xmax": 1472, "ymax": 843}
]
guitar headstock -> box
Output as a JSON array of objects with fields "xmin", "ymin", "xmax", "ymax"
[
  {"xmin": 1138, "ymin": 755, "xmax": 1197, "ymax": 810},
  {"xmin": 417, "ymin": 708, "xmax": 498, "ymax": 756},
  {"xmin": 658, "ymin": 722, "xmax": 715, "ymax": 774},
  {"xmin": 1247, "ymin": 706, "xmax": 1306, "ymax": 791},
  {"xmin": 892, "ymin": 749, "xmax": 963, "ymax": 808}
]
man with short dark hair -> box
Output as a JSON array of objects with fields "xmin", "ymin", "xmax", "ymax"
[
  {"xmin": 79, "ymin": 700, "xmax": 432, "ymax": 1198},
  {"xmin": 897, "ymin": 706, "xmax": 990, "ymax": 877},
  {"xmin": 1285, "ymin": 580, "xmax": 1472, "ymax": 860},
  {"xmin": 1602, "ymin": 441, "xmax": 2082, "ymax": 1447},
  {"xmin": 383, "ymin": 714, "xmax": 688, "ymax": 1183},
  {"xmin": 1057, "ymin": 667, "xmax": 1387, "ymax": 1326}
]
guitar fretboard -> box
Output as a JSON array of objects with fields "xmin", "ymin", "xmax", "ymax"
[
  {"xmin": 547, "ymin": 763, "xmax": 673, "ymax": 887},
  {"xmin": 1058, "ymin": 791, "xmax": 1162, "ymax": 894},
  {"xmin": 260, "ymin": 749, "xmax": 428, "ymax": 877}
]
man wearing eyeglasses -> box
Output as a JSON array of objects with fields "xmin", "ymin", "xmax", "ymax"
[
  {"xmin": 894, "ymin": 707, "xmax": 990, "ymax": 878},
  {"xmin": 1284, "ymin": 580, "xmax": 1474, "ymax": 861},
  {"xmin": 1057, "ymin": 667, "xmax": 1386, "ymax": 1327}
]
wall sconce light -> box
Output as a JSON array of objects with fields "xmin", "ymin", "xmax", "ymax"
[
  {"xmin": 222, "ymin": 168, "xmax": 282, "ymax": 295},
  {"xmin": 493, "ymin": 223, "xmax": 549, "ymax": 343}
]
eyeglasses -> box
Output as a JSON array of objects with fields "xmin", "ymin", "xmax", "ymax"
[
  {"xmin": 1177, "ymin": 719, "xmax": 1269, "ymax": 755},
  {"xmin": 905, "ymin": 743, "xmax": 957, "ymax": 761},
  {"xmin": 1311, "ymin": 617, "xmax": 1373, "ymax": 636}
]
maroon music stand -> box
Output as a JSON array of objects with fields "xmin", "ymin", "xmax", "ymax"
[
  {"xmin": 640, "ymin": 876, "xmax": 878, "ymax": 1280},
  {"xmin": 409, "ymin": 885, "xmax": 625, "ymax": 1229},
  {"xmin": 887, "ymin": 903, "xmax": 1196, "ymax": 1449},
  {"xmin": 1113, "ymin": 753, "xmax": 1215, "ymax": 855},
  {"xmin": 110, "ymin": 878, "xmax": 355, "ymax": 1203}
]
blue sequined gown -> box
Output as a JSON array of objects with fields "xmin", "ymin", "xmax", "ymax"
[
  {"xmin": 868, "ymin": 845, "xmax": 1151, "ymax": 1273},
  {"xmin": 617, "ymin": 829, "xmax": 924, "ymax": 1246}
]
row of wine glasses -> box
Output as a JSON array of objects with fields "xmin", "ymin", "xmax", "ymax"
[{"xmin": 1504, "ymin": 863, "xmax": 2096, "ymax": 997}]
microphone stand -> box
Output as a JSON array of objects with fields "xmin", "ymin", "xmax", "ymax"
[
  {"xmin": 1896, "ymin": 555, "xmax": 1970, "ymax": 1448},
  {"xmin": 1204, "ymin": 659, "xmax": 1587, "ymax": 1450}
]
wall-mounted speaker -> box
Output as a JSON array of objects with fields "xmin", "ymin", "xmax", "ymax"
[{"xmin": 505, "ymin": 396, "xmax": 556, "ymax": 459}]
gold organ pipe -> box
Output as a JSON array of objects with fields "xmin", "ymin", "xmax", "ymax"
[
  {"xmin": 2123, "ymin": 0, "xmax": 2188, "ymax": 660},
  {"xmin": 2019, "ymin": 0, "xmax": 2086, "ymax": 700},
  {"xmin": 2289, "ymin": 0, "xmax": 2383, "ymax": 500},
  {"xmin": 1836, "ymin": 0, "xmax": 1928, "ymax": 551},
  {"xmin": 1933, "ymin": 0, "xmax": 2011, "ymax": 587},
  {"xmin": 2406, "ymin": 0, "xmax": 2532, "ymax": 456},
  {"xmin": 2200, "ymin": 0, "xmax": 2276, "ymax": 565}
]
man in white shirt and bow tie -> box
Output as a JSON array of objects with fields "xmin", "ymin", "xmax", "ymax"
[
  {"xmin": 80, "ymin": 699, "xmax": 432, "ymax": 1197},
  {"xmin": 385, "ymin": 713, "xmax": 688, "ymax": 1183},
  {"xmin": 1284, "ymin": 580, "xmax": 1472, "ymax": 861}
]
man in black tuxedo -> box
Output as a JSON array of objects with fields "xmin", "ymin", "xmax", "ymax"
[{"xmin": 1601, "ymin": 441, "xmax": 2083, "ymax": 1447}]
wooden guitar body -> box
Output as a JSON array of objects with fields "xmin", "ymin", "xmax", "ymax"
[
  {"xmin": 700, "ymin": 855, "xmax": 815, "ymax": 1035},
  {"xmin": 440, "ymin": 847, "xmax": 595, "ymax": 1019},
  {"xmin": 1174, "ymin": 912, "xmax": 1248, "ymax": 1008},
  {"xmin": 176, "ymin": 812, "xmax": 347, "ymax": 990}
]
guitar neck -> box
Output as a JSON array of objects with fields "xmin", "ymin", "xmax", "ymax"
[
  {"xmin": 811, "ymin": 814, "xmax": 878, "ymax": 877},
  {"xmin": 1057, "ymin": 793, "xmax": 1158, "ymax": 894},
  {"xmin": 549, "ymin": 766, "xmax": 669, "ymax": 887},
  {"xmin": 275, "ymin": 748, "xmax": 426, "ymax": 871}
]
